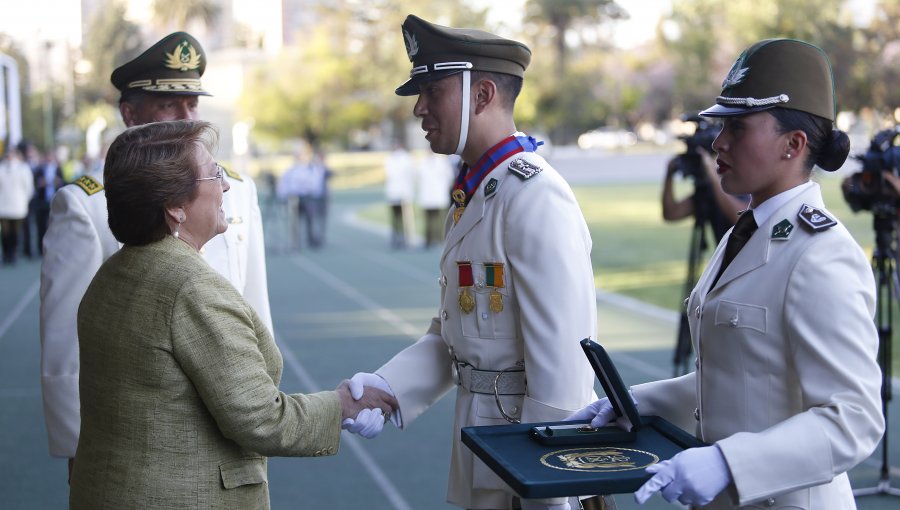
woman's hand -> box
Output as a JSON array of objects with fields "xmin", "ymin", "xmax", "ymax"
[{"xmin": 335, "ymin": 380, "xmax": 397, "ymax": 425}]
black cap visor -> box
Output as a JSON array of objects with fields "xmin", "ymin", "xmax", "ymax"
[
  {"xmin": 700, "ymin": 102, "xmax": 778, "ymax": 118},
  {"xmin": 395, "ymin": 69, "xmax": 465, "ymax": 96}
]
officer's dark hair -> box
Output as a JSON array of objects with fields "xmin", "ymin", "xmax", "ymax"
[
  {"xmin": 104, "ymin": 120, "xmax": 218, "ymax": 246},
  {"xmin": 472, "ymin": 71, "xmax": 523, "ymax": 111},
  {"xmin": 770, "ymin": 108, "xmax": 850, "ymax": 172}
]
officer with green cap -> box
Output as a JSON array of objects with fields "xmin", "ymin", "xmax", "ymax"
[
  {"xmin": 344, "ymin": 14, "xmax": 607, "ymax": 510},
  {"xmin": 574, "ymin": 39, "xmax": 884, "ymax": 509},
  {"xmin": 40, "ymin": 31, "xmax": 273, "ymax": 482}
]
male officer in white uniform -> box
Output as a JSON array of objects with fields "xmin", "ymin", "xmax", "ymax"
[
  {"xmin": 343, "ymin": 15, "xmax": 608, "ymax": 510},
  {"xmin": 39, "ymin": 32, "xmax": 272, "ymax": 480}
]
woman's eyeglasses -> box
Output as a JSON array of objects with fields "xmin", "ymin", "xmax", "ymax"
[{"xmin": 196, "ymin": 164, "xmax": 225, "ymax": 184}]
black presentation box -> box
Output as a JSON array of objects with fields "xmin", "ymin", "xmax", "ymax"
[{"xmin": 460, "ymin": 339, "xmax": 705, "ymax": 498}]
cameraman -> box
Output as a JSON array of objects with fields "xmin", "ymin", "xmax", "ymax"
[{"xmin": 662, "ymin": 150, "xmax": 747, "ymax": 242}]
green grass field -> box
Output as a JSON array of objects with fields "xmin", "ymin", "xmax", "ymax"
[{"xmin": 355, "ymin": 172, "xmax": 899, "ymax": 371}]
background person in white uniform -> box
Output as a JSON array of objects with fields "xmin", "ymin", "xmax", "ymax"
[{"xmin": 39, "ymin": 31, "xmax": 273, "ymax": 482}]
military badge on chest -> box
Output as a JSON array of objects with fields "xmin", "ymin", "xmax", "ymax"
[
  {"xmin": 456, "ymin": 261, "xmax": 507, "ymax": 314},
  {"xmin": 485, "ymin": 262, "xmax": 505, "ymax": 313},
  {"xmin": 457, "ymin": 261, "xmax": 476, "ymax": 313},
  {"xmin": 452, "ymin": 189, "xmax": 467, "ymax": 224}
]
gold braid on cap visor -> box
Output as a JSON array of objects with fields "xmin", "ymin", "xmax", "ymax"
[{"xmin": 716, "ymin": 93, "xmax": 790, "ymax": 108}]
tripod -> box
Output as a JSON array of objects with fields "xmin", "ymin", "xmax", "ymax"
[
  {"xmin": 672, "ymin": 176, "xmax": 718, "ymax": 376},
  {"xmin": 854, "ymin": 203, "xmax": 900, "ymax": 498}
]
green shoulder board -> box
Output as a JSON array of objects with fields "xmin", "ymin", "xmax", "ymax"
[
  {"xmin": 73, "ymin": 175, "xmax": 103, "ymax": 196},
  {"xmin": 223, "ymin": 166, "xmax": 243, "ymax": 182}
]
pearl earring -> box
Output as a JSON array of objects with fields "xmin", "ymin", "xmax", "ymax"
[
  {"xmin": 173, "ymin": 216, "xmax": 185, "ymax": 239},
  {"xmin": 785, "ymin": 153, "xmax": 792, "ymax": 159}
]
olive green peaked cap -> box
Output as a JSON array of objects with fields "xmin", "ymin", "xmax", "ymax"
[
  {"xmin": 701, "ymin": 39, "xmax": 835, "ymax": 121},
  {"xmin": 111, "ymin": 32, "xmax": 211, "ymax": 97},
  {"xmin": 395, "ymin": 14, "xmax": 532, "ymax": 96}
]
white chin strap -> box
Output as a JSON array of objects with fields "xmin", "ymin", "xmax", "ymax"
[{"xmin": 454, "ymin": 70, "xmax": 471, "ymax": 156}]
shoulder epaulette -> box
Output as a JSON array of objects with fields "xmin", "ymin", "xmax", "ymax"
[
  {"xmin": 797, "ymin": 204, "xmax": 836, "ymax": 232},
  {"xmin": 223, "ymin": 166, "xmax": 243, "ymax": 182},
  {"xmin": 508, "ymin": 158, "xmax": 542, "ymax": 180},
  {"xmin": 73, "ymin": 175, "xmax": 103, "ymax": 196}
]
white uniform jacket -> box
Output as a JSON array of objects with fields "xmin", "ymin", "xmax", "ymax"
[
  {"xmin": 40, "ymin": 172, "xmax": 272, "ymax": 458},
  {"xmin": 632, "ymin": 183, "xmax": 884, "ymax": 509},
  {"xmin": 377, "ymin": 151, "xmax": 598, "ymax": 509}
]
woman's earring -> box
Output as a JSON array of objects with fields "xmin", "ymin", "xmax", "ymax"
[
  {"xmin": 785, "ymin": 152, "xmax": 792, "ymax": 159},
  {"xmin": 174, "ymin": 216, "xmax": 185, "ymax": 239}
]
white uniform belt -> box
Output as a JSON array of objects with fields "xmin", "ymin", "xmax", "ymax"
[{"xmin": 456, "ymin": 364, "xmax": 526, "ymax": 395}]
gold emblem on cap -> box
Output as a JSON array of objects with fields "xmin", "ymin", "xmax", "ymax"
[{"xmin": 165, "ymin": 40, "xmax": 202, "ymax": 72}]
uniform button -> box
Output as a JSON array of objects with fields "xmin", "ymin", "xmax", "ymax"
[
  {"xmin": 693, "ymin": 408, "xmax": 700, "ymax": 421},
  {"xmin": 441, "ymin": 310, "xmax": 448, "ymax": 321},
  {"xmin": 481, "ymin": 312, "xmax": 488, "ymax": 320},
  {"xmin": 729, "ymin": 316, "xmax": 739, "ymax": 327},
  {"xmin": 439, "ymin": 275, "xmax": 447, "ymax": 286},
  {"xmin": 476, "ymin": 280, "xmax": 485, "ymax": 289},
  {"xmin": 694, "ymin": 306, "xmax": 701, "ymax": 318},
  {"xmin": 238, "ymin": 234, "xmax": 245, "ymax": 241},
  {"xmin": 510, "ymin": 406, "xmax": 519, "ymax": 415},
  {"xmin": 765, "ymin": 498, "xmax": 775, "ymax": 507},
  {"xmin": 695, "ymin": 358, "xmax": 700, "ymax": 369}
]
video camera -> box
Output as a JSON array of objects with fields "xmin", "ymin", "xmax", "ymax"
[
  {"xmin": 841, "ymin": 127, "xmax": 900, "ymax": 213},
  {"xmin": 673, "ymin": 114, "xmax": 721, "ymax": 181}
]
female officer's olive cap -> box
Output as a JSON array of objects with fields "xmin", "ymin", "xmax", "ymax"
[
  {"xmin": 111, "ymin": 32, "xmax": 211, "ymax": 97},
  {"xmin": 395, "ymin": 14, "xmax": 531, "ymax": 96},
  {"xmin": 701, "ymin": 39, "xmax": 835, "ymax": 121}
]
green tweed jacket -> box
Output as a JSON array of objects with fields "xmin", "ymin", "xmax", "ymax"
[{"xmin": 71, "ymin": 235, "xmax": 341, "ymax": 509}]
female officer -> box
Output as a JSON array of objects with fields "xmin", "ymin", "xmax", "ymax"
[{"xmin": 572, "ymin": 39, "xmax": 884, "ymax": 509}]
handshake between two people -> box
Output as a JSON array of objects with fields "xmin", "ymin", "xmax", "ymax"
[
  {"xmin": 338, "ymin": 372, "xmax": 402, "ymax": 439},
  {"xmin": 567, "ymin": 395, "xmax": 732, "ymax": 507},
  {"xmin": 336, "ymin": 373, "xmax": 399, "ymax": 438}
]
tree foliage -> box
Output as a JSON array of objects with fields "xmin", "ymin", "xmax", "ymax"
[
  {"xmin": 12, "ymin": 0, "xmax": 897, "ymax": 152},
  {"xmin": 240, "ymin": 0, "xmax": 485, "ymax": 147},
  {"xmin": 79, "ymin": 0, "xmax": 144, "ymax": 106},
  {"xmin": 151, "ymin": 0, "xmax": 221, "ymax": 34}
]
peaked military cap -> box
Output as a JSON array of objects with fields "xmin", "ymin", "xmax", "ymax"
[
  {"xmin": 111, "ymin": 32, "xmax": 211, "ymax": 97},
  {"xmin": 395, "ymin": 14, "xmax": 532, "ymax": 96},
  {"xmin": 701, "ymin": 39, "xmax": 835, "ymax": 121}
]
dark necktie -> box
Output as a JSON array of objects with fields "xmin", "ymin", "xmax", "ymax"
[{"xmin": 710, "ymin": 210, "xmax": 757, "ymax": 289}]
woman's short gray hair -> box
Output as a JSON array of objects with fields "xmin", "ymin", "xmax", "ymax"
[{"xmin": 104, "ymin": 120, "xmax": 218, "ymax": 245}]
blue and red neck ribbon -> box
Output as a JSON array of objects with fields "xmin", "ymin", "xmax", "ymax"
[{"xmin": 451, "ymin": 134, "xmax": 543, "ymax": 208}]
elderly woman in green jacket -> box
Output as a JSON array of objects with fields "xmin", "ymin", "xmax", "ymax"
[{"xmin": 71, "ymin": 120, "xmax": 396, "ymax": 509}]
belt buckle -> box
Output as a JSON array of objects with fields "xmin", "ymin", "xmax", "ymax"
[{"xmin": 451, "ymin": 356, "xmax": 469, "ymax": 387}]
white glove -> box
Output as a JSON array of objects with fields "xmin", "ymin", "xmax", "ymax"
[
  {"xmin": 341, "ymin": 408, "xmax": 385, "ymax": 439},
  {"xmin": 634, "ymin": 445, "xmax": 732, "ymax": 506},
  {"xmin": 566, "ymin": 393, "xmax": 637, "ymax": 430},
  {"xmin": 341, "ymin": 373, "xmax": 392, "ymax": 438},
  {"xmin": 520, "ymin": 500, "xmax": 570, "ymax": 510},
  {"xmin": 348, "ymin": 372, "xmax": 392, "ymax": 398}
]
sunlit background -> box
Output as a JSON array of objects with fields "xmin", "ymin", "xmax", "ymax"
[{"xmin": 0, "ymin": 0, "xmax": 897, "ymax": 176}]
